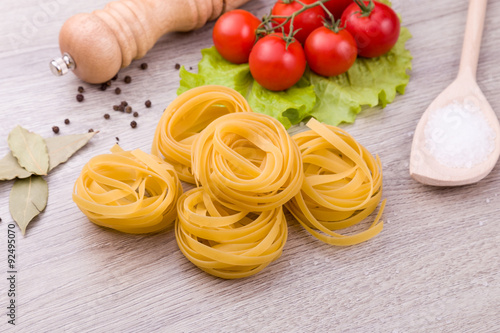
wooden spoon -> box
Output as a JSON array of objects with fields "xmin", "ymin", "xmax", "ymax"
[{"xmin": 410, "ymin": 0, "xmax": 500, "ymax": 186}]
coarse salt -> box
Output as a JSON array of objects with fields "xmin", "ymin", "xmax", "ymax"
[{"xmin": 424, "ymin": 101, "xmax": 496, "ymax": 168}]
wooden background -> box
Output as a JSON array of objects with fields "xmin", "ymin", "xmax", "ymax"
[{"xmin": 0, "ymin": 0, "xmax": 499, "ymax": 332}]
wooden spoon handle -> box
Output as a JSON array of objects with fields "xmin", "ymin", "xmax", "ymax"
[
  {"xmin": 54, "ymin": 0, "xmax": 251, "ymax": 84},
  {"xmin": 458, "ymin": 0, "xmax": 488, "ymax": 79}
]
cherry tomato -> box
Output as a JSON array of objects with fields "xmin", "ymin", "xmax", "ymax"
[
  {"xmin": 323, "ymin": 0, "xmax": 353, "ymax": 20},
  {"xmin": 249, "ymin": 34, "xmax": 306, "ymax": 91},
  {"xmin": 271, "ymin": 0, "xmax": 326, "ymax": 44},
  {"xmin": 341, "ymin": 1, "xmax": 400, "ymax": 58},
  {"xmin": 213, "ymin": 10, "xmax": 262, "ymax": 64},
  {"xmin": 304, "ymin": 26, "xmax": 357, "ymax": 77}
]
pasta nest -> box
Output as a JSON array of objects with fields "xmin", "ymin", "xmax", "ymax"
[
  {"xmin": 176, "ymin": 188, "xmax": 287, "ymax": 279},
  {"xmin": 73, "ymin": 145, "xmax": 182, "ymax": 234},
  {"xmin": 191, "ymin": 112, "xmax": 304, "ymax": 212},
  {"xmin": 286, "ymin": 119, "xmax": 386, "ymax": 246},
  {"xmin": 152, "ymin": 85, "xmax": 252, "ymax": 184}
]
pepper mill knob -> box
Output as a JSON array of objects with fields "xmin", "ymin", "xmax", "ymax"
[
  {"xmin": 50, "ymin": 53, "xmax": 76, "ymax": 76},
  {"xmin": 50, "ymin": 0, "xmax": 251, "ymax": 84}
]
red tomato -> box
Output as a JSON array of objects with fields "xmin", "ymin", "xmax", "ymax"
[
  {"xmin": 341, "ymin": 1, "xmax": 400, "ymax": 58},
  {"xmin": 271, "ymin": 0, "xmax": 326, "ymax": 44},
  {"xmin": 323, "ymin": 0, "xmax": 353, "ymax": 20},
  {"xmin": 249, "ymin": 34, "xmax": 306, "ymax": 91},
  {"xmin": 304, "ymin": 27, "xmax": 357, "ymax": 77},
  {"xmin": 213, "ymin": 10, "xmax": 261, "ymax": 64}
]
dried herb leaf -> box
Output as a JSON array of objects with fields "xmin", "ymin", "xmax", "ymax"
[
  {"xmin": 46, "ymin": 132, "xmax": 96, "ymax": 171},
  {"xmin": 9, "ymin": 175, "xmax": 48, "ymax": 235},
  {"xmin": 0, "ymin": 151, "xmax": 32, "ymax": 180},
  {"xmin": 8, "ymin": 126, "xmax": 49, "ymax": 175}
]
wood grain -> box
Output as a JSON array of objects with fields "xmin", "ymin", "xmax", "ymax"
[{"xmin": 0, "ymin": 0, "xmax": 499, "ymax": 332}]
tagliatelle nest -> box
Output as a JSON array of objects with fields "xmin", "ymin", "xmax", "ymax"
[
  {"xmin": 191, "ymin": 112, "xmax": 304, "ymax": 212},
  {"xmin": 151, "ymin": 85, "xmax": 252, "ymax": 184},
  {"xmin": 175, "ymin": 188, "xmax": 287, "ymax": 279},
  {"xmin": 73, "ymin": 145, "xmax": 182, "ymax": 234},
  {"xmin": 286, "ymin": 118, "xmax": 385, "ymax": 246}
]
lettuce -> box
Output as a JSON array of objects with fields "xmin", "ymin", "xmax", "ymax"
[
  {"xmin": 178, "ymin": 48, "xmax": 253, "ymax": 97},
  {"xmin": 178, "ymin": 3, "xmax": 412, "ymax": 128}
]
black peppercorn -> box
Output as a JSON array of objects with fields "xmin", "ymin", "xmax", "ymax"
[
  {"xmin": 121, "ymin": 101, "xmax": 128, "ymax": 107},
  {"xmin": 175, "ymin": 63, "xmax": 180, "ymax": 70},
  {"xmin": 76, "ymin": 94, "xmax": 84, "ymax": 102},
  {"xmin": 115, "ymin": 87, "xmax": 121, "ymax": 95},
  {"xmin": 125, "ymin": 106, "xmax": 132, "ymax": 113},
  {"xmin": 145, "ymin": 100, "xmax": 152, "ymax": 108},
  {"xmin": 113, "ymin": 105, "xmax": 120, "ymax": 111},
  {"xmin": 104, "ymin": 113, "xmax": 110, "ymax": 119},
  {"xmin": 78, "ymin": 86, "xmax": 84, "ymax": 93},
  {"xmin": 88, "ymin": 129, "xmax": 94, "ymax": 133},
  {"xmin": 52, "ymin": 126, "xmax": 60, "ymax": 134},
  {"xmin": 140, "ymin": 63, "xmax": 148, "ymax": 70},
  {"xmin": 112, "ymin": 74, "xmax": 118, "ymax": 81},
  {"xmin": 106, "ymin": 80, "xmax": 112, "ymax": 86},
  {"xmin": 130, "ymin": 121, "xmax": 137, "ymax": 128},
  {"xmin": 124, "ymin": 76, "xmax": 131, "ymax": 84},
  {"xmin": 116, "ymin": 137, "xmax": 120, "ymax": 141},
  {"xmin": 64, "ymin": 119, "xmax": 70, "ymax": 125},
  {"xmin": 133, "ymin": 112, "xmax": 139, "ymax": 117}
]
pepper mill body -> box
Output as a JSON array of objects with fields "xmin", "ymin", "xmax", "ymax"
[{"xmin": 51, "ymin": 0, "xmax": 251, "ymax": 83}]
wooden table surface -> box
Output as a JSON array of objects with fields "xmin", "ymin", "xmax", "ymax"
[{"xmin": 0, "ymin": 0, "xmax": 499, "ymax": 332}]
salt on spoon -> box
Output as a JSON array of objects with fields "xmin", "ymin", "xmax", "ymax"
[{"xmin": 410, "ymin": 0, "xmax": 500, "ymax": 186}]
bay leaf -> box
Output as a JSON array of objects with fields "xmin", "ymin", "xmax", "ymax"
[
  {"xmin": 0, "ymin": 151, "xmax": 32, "ymax": 180},
  {"xmin": 9, "ymin": 175, "xmax": 48, "ymax": 235},
  {"xmin": 45, "ymin": 132, "xmax": 96, "ymax": 171},
  {"xmin": 8, "ymin": 126, "xmax": 49, "ymax": 175}
]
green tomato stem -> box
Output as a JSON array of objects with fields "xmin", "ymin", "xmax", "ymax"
[
  {"xmin": 256, "ymin": 0, "xmax": 334, "ymax": 41},
  {"xmin": 353, "ymin": 0, "xmax": 375, "ymax": 17}
]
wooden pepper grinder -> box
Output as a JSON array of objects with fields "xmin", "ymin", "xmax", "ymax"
[{"xmin": 50, "ymin": 0, "xmax": 251, "ymax": 83}]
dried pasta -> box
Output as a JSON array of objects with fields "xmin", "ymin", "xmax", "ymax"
[
  {"xmin": 151, "ymin": 85, "xmax": 252, "ymax": 184},
  {"xmin": 286, "ymin": 118, "xmax": 385, "ymax": 246},
  {"xmin": 176, "ymin": 188, "xmax": 287, "ymax": 279},
  {"xmin": 72, "ymin": 83, "xmax": 386, "ymax": 279},
  {"xmin": 73, "ymin": 145, "xmax": 182, "ymax": 234},
  {"xmin": 191, "ymin": 112, "xmax": 304, "ymax": 212}
]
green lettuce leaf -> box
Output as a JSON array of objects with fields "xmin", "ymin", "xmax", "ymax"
[
  {"xmin": 246, "ymin": 78, "xmax": 316, "ymax": 128},
  {"xmin": 178, "ymin": 48, "xmax": 253, "ymax": 97},
  {"xmin": 178, "ymin": 0, "xmax": 412, "ymax": 128}
]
